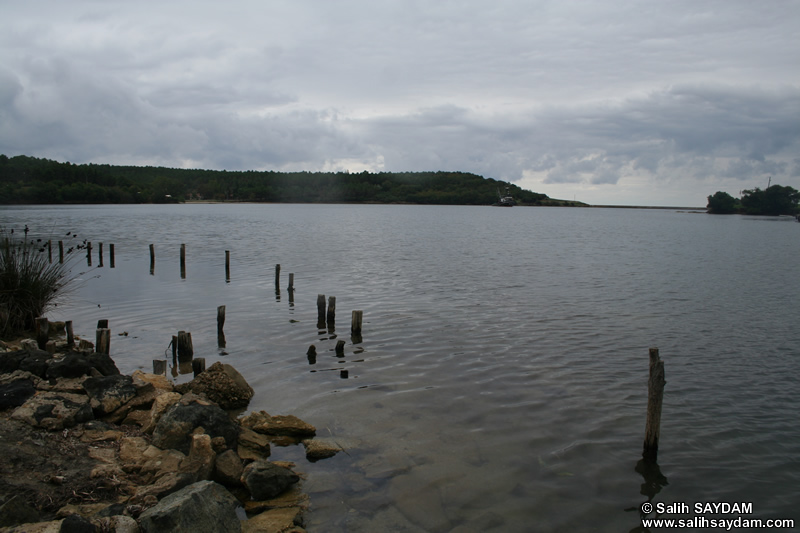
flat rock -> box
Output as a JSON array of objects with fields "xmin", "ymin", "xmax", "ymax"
[
  {"xmin": 301, "ymin": 438, "xmax": 341, "ymax": 462},
  {"xmin": 83, "ymin": 375, "xmax": 137, "ymax": 416},
  {"xmin": 241, "ymin": 507, "xmax": 305, "ymax": 533},
  {"xmin": 11, "ymin": 391, "xmax": 94, "ymax": 430},
  {"xmin": 138, "ymin": 480, "xmax": 242, "ymax": 533},
  {"xmin": 0, "ymin": 379, "xmax": 37, "ymax": 410},
  {"xmin": 239, "ymin": 411, "xmax": 316, "ymax": 438}
]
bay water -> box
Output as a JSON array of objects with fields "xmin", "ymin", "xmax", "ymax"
[{"xmin": 2, "ymin": 204, "xmax": 798, "ymax": 531}]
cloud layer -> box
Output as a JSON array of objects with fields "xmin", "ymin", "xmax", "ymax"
[{"xmin": 1, "ymin": 0, "xmax": 798, "ymax": 205}]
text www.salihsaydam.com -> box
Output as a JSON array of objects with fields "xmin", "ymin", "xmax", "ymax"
[{"xmin": 642, "ymin": 517, "xmax": 795, "ymax": 529}]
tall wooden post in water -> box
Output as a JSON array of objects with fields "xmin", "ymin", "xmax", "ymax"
[{"xmin": 643, "ymin": 347, "xmax": 666, "ymax": 463}]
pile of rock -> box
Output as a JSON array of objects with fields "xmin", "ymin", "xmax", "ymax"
[{"xmin": 0, "ymin": 344, "xmax": 343, "ymax": 533}]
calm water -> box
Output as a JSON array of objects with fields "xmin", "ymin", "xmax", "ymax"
[{"xmin": 2, "ymin": 204, "xmax": 799, "ymax": 531}]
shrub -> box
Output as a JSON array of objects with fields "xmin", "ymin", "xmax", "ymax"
[{"xmin": 0, "ymin": 228, "xmax": 79, "ymax": 338}]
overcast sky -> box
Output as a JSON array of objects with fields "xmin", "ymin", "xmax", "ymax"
[{"xmin": 1, "ymin": 1, "xmax": 798, "ymax": 206}]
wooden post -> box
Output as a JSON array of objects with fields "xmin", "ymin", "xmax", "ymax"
[
  {"xmin": 288, "ymin": 273, "xmax": 294, "ymax": 291},
  {"xmin": 307, "ymin": 345, "xmax": 317, "ymax": 365},
  {"xmin": 643, "ymin": 347, "xmax": 666, "ymax": 463},
  {"xmin": 217, "ymin": 305, "xmax": 226, "ymax": 347},
  {"xmin": 275, "ymin": 264, "xmax": 281, "ymax": 288},
  {"xmin": 171, "ymin": 335, "xmax": 178, "ymax": 363},
  {"xmin": 317, "ymin": 294, "xmax": 326, "ymax": 324},
  {"xmin": 98, "ymin": 242, "xmax": 104, "ymax": 267},
  {"xmin": 340, "ymin": 369, "xmax": 349, "ymax": 379},
  {"xmin": 177, "ymin": 330, "xmax": 193, "ymax": 360},
  {"xmin": 149, "ymin": 244, "xmax": 155, "ymax": 274},
  {"xmin": 65, "ymin": 320, "xmax": 74, "ymax": 347},
  {"xmin": 96, "ymin": 328, "xmax": 110, "ymax": 355},
  {"xmin": 327, "ymin": 296, "xmax": 336, "ymax": 324},
  {"xmin": 48, "ymin": 240, "xmax": 52, "ymax": 263},
  {"xmin": 58, "ymin": 240, "xmax": 64, "ymax": 263},
  {"xmin": 225, "ymin": 251, "xmax": 230, "ymax": 281},
  {"xmin": 192, "ymin": 358, "xmax": 206, "ymax": 377},
  {"xmin": 351, "ymin": 310, "xmax": 363, "ymax": 334},
  {"xmin": 87, "ymin": 242, "xmax": 92, "ymax": 266},
  {"xmin": 97, "ymin": 319, "xmax": 109, "ymax": 329},
  {"xmin": 35, "ymin": 317, "xmax": 49, "ymax": 350},
  {"xmin": 335, "ymin": 339, "xmax": 346, "ymax": 356},
  {"xmin": 109, "ymin": 244, "xmax": 115, "ymax": 268},
  {"xmin": 180, "ymin": 244, "xmax": 186, "ymax": 279},
  {"xmin": 153, "ymin": 359, "xmax": 167, "ymax": 375}
]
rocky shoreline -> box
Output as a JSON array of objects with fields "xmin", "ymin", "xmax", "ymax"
[{"xmin": 0, "ymin": 330, "xmax": 342, "ymax": 533}]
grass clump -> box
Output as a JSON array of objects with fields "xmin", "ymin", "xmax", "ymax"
[{"xmin": 0, "ymin": 227, "xmax": 80, "ymax": 339}]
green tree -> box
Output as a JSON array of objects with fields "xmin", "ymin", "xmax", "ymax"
[
  {"xmin": 706, "ymin": 191, "xmax": 739, "ymax": 214},
  {"xmin": 741, "ymin": 185, "xmax": 799, "ymax": 216}
]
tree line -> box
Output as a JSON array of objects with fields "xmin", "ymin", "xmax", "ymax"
[
  {"xmin": 707, "ymin": 184, "xmax": 799, "ymax": 215},
  {"xmin": 0, "ymin": 154, "xmax": 583, "ymax": 207}
]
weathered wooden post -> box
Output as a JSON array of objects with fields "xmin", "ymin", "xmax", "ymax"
[
  {"xmin": 642, "ymin": 347, "xmax": 666, "ymax": 463},
  {"xmin": 48, "ymin": 240, "xmax": 52, "ymax": 263},
  {"xmin": 275, "ymin": 264, "xmax": 281, "ymax": 288},
  {"xmin": 317, "ymin": 294, "xmax": 326, "ymax": 326},
  {"xmin": 288, "ymin": 273, "xmax": 294, "ymax": 291},
  {"xmin": 351, "ymin": 310, "xmax": 363, "ymax": 334},
  {"xmin": 58, "ymin": 240, "xmax": 64, "ymax": 263},
  {"xmin": 177, "ymin": 330, "xmax": 193, "ymax": 360},
  {"xmin": 171, "ymin": 335, "xmax": 178, "ymax": 364},
  {"xmin": 335, "ymin": 339, "xmax": 346, "ymax": 356},
  {"xmin": 96, "ymin": 328, "xmax": 110, "ymax": 355},
  {"xmin": 340, "ymin": 370, "xmax": 349, "ymax": 379},
  {"xmin": 180, "ymin": 244, "xmax": 186, "ymax": 279},
  {"xmin": 153, "ymin": 359, "xmax": 167, "ymax": 375},
  {"xmin": 307, "ymin": 345, "xmax": 317, "ymax": 365},
  {"xmin": 87, "ymin": 242, "xmax": 92, "ymax": 266},
  {"xmin": 225, "ymin": 251, "xmax": 230, "ymax": 281},
  {"xmin": 98, "ymin": 242, "xmax": 104, "ymax": 267},
  {"xmin": 149, "ymin": 244, "xmax": 155, "ymax": 274},
  {"xmin": 109, "ymin": 244, "xmax": 115, "ymax": 268},
  {"xmin": 217, "ymin": 305, "xmax": 226, "ymax": 348},
  {"xmin": 327, "ymin": 296, "xmax": 336, "ymax": 324},
  {"xmin": 35, "ymin": 317, "xmax": 49, "ymax": 350},
  {"xmin": 65, "ymin": 320, "xmax": 74, "ymax": 347},
  {"xmin": 97, "ymin": 319, "xmax": 109, "ymax": 329},
  {"xmin": 192, "ymin": 358, "xmax": 206, "ymax": 377}
]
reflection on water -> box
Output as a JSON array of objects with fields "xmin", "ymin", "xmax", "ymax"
[{"xmin": 1, "ymin": 204, "xmax": 799, "ymax": 531}]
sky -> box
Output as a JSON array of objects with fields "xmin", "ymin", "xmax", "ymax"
[{"xmin": 1, "ymin": 0, "xmax": 798, "ymax": 206}]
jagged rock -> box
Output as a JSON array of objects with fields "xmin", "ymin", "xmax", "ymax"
[
  {"xmin": 129, "ymin": 472, "xmax": 195, "ymax": 505},
  {"xmin": 301, "ymin": 438, "xmax": 341, "ymax": 462},
  {"xmin": 0, "ymin": 378, "xmax": 37, "ymax": 410},
  {"xmin": 151, "ymin": 398, "xmax": 240, "ymax": 454},
  {"xmin": 12, "ymin": 392, "xmax": 93, "ymax": 430},
  {"xmin": 241, "ymin": 461, "xmax": 300, "ymax": 501},
  {"xmin": 141, "ymin": 392, "xmax": 182, "ymax": 434},
  {"xmin": 82, "ymin": 375, "xmax": 137, "ymax": 416},
  {"xmin": 178, "ymin": 434, "xmax": 216, "ymax": 483},
  {"xmin": 214, "ymin": 449, "xmax": 244, "ymax": 487},
  {"xmin": 0, "ymin": 348, "xmax": 51, "ymax": 378},
  {"xmin": 137, "ymin": 480, "xmax": 242, "ymax": 533},
  {"xmin": 0, "ymin": 494, "xmax": 41, "ymax": 528},
  {"xmin": 177, "ymin": 362, "xmax": 254, "ymax": 410},
  {"xmin": 59, "ymin": 513, "xmax": 97, "ymax": 532},
  {"xmin": 237, "ymin": 427, "xmax": 271, "ymax": 461},
  {"xmin": 45, "ymin": 353, "xmax": 93, "ymax": 379},
  {"xmin": 239, "ymin": 411, "xmax": 316, "ymax": 438}
]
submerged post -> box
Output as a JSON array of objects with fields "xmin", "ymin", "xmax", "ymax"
[
  {"xmin": 180, "ymin": 244, "xmax": 186, "ymax": 279},
  {"xmin": 225, "ymin": 251, "xmax": 230, "ymax": 281},
  {"xmin": 217, "ymin": 305, "xmax": 226, "ymax": 348},
  {"xmin": 288, "ymin": 273, "xmax": 294, "ymax": 291},
  {"xmin": 109, "ymin": 244, "xmax": 115, "ymax": 268},
  {"xmin": 98, "ymin": 242, "xmax": 104, "ymax": 267},
  {"xmin": 275, "ymin": 264, "xmax": 281, "ymax": 288},
  {"xmin": 87, "ymin": 242, "xmax": 92, "ymax": 266},
  {"xmin": 327, "ymin": 296, "xmax": 336, "ymax": 324},
  {"xmin": 317, "ymin": 294, "xmax": 326, "ymax": 325},
  {"xmin": 58, "ymin": 240, "xmax": 64, "ymax": 263},
  {"xmin": 643, "ymin": 347, "xmax": 666, "ymax": 463},
  {"xmin": 351, "ymin": 310, "xmax": 363, "ymax": 335},
  {"xmin": 149, "ymin": 244, "xmax": 155, "ymax": 274},
  {"xmin": 48, "ymin": 240, "xmax": 52, "ymax": 263}
]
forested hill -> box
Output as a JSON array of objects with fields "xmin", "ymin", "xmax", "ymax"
[{"xmin": 0, "ymin": 154, "xmax": 582, "ymax": 206}]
